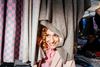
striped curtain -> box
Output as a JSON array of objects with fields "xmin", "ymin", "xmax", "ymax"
[
  {"xmin": 0, "ymin": 0, "xmax": 4, "ymax": 64},
  {"xmin": 0, "ymin": 0, "xmax": 31, "ymax": 63},
  {"xmin": 0, "ymin": 0, "xmax": 24, "ymax": 63}
]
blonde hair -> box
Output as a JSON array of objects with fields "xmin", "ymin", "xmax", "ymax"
[
  {"xmin": 96, "ymin": 8, "xmax": 100, "ymax": 15},
  {"xmin": 38, "ymin": 25, "xmax": 60, "ymax": 51},
  {"xmin": 41, "ymin": 27, "xmax": 48, "ymax": 51},
  {"xmin": 37, "ymin": 25, "xmax": 48, "ymax": 52}
]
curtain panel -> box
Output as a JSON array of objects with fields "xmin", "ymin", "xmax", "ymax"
[
  {"xmin": 0, "ymin": 0, "xmax": 91, "ymax": 67},
  {"xmin": 0, "ymin": 0, "xmax": 30, "ymax": 63}
]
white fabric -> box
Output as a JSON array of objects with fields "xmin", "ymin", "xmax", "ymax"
[
  {"xmin": 28, "ymin": 0, "xmax": 32, "ymax": 62},
  {"xmin": 31, "ymin": 0, "xmax": 41, "ymax": 66},
  {"xmin": 19, "ymin": 0, "xmax": 29, "ymax": 62}
]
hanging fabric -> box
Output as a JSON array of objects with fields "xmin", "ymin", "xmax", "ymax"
[
  {"xmin": 79, "ymin": 18, "xmax": 88, "ymax": 36},
  {"xmin": 31, "ymin": 0, "xmax": 41, "ymax": 66},
  {"xmin": 95, "ymin": 11, "xmax": 100, "ymax": 29},
  {"xmin": 93, "ymin": 17, "xmax": 98, "ymax": 32},
  {"xmin": 0, "ymin": 0, "xmax": 31, "ymax": 64},
  {"xmin": 3, "ymin": 0, "xmax": 16, "ymax": 62},
  {"xmin": 19, "ymin": 0, "xmax": 29, "ymax": 62},
  {"xmin": 33, "ymin": 0, "xmax": 91, "ymax": 67},
  {"xmin": 0, "ymin": 0, "xmax": 91, "ymax": 66},
  {"xmin": 29, "ymin": 0, "xmax": 32, "ymax": 62},
  {"xmin": 14, "ymin": 0, "xmax": 23, "ymax": 60},
  {"xmin": 0, "ymin": 0, "xmax": 24, "ymax": 63},
  {"xmin": 63, "ymin": 0, "xmax": 74, "ymax": 61},
  {"xmin": 0, "ymin": 0, "xmax": 4, "ymax": 64}
]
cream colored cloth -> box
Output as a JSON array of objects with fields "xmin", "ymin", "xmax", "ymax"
[
  {"xmin": 33, "ymin": 0, "xmax": 91, "ymax": 66},
  {"xmin": 33, "ymin": 51, "xmax": 75, "ymax": 67},
  {"xmin": 31, "ymin": 0, "xmax": 41, "ymax": 66},
  {"xmin": 39, "ymin": 0, "xmax": 91, "ymax": 63},
  {"xmin": 19, "ymin": 0, "xmax": 29, "ymax": 62}
]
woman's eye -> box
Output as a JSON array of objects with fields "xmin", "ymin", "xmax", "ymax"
[
  {"xmin": 53, "ymin": 34, "xmax": 58, "ymax": 37},
  {"xmin": 46, "ymin": 34, "xmax": 50, "ymax": 37}
]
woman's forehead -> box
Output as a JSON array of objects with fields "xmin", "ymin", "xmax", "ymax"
[{"xmin": 46, "ymin": 29, "xmax": 55, "ymax": 35}]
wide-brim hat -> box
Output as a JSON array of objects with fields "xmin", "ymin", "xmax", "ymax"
[{"xmin": 88, "ymin": 1, "xmax": 100, "ymax": 11}]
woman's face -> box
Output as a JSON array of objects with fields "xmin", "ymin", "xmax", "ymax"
[
  {"xmin": 96, "ymin": 8, "xmax": 100, "ymax": 15},
  {"xmin": 46, "ymin": 29, "xmax": 59, "ymax": 49}
]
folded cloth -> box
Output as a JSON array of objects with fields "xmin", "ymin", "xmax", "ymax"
[{"xmin": 96, "ymin": 52, "xmax": 100, "ymax": 57}]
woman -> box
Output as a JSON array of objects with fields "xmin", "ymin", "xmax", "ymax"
[
  {"xmin": 34, "ymin": 25, "xmax": 75, "ymax": 67},
  {"xmin": 95, "ymin": 8, "xmax": 100, "ymax": 29}
]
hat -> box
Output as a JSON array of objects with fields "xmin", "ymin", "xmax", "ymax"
[{"xmin": 88, "ymin": 1, "xmax": 100, "ymax": 11}]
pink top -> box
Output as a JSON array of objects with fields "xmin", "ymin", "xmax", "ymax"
[{"xmin": 41, "ymin": 49, "xmax": 55, "ymax": 67}]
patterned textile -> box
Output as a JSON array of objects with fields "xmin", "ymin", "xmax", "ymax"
[
  {"xmin": 0, "ymin": 0, "xmax": 4, "ymax": 63},
  {"xmin": 14, "ymin": 0, "xmax": 23, "ymax": 60},
  {"xmin": 0, "ymin": 0, "xmax": 27, "ymax": 63},
  {"xmin": 3, "ymin": 0, "xmax": 16, "ymax": 62}
]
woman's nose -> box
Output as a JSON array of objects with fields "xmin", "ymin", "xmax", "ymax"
[{"xmin": 49, "ymin": 36, "xmax": 54, "ymax": 43}]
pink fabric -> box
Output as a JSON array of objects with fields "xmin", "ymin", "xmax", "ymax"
[
  {"xmin": 3, "ymin": 0, "xmax": 16, "ymax": 62},
  {"xmin": 93, "ymin": 17, "xmax": 98, "ymax": 31},
  {"xmin": 0, "ymin": 0, "xmax": 4, "ymax": 63},
  {"xmin": 41, "ymin": 49, "xmax": 55, "ymax": 67}
]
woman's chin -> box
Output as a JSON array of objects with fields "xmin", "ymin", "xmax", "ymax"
[{"xmin": 49, "ymin": 46, "xmax": 56, "ymax": 49}]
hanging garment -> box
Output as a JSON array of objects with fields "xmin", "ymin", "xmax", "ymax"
[
  {"xmin": 28, "ymin": 0, "xmax": 32, "ymax": 62},
  {"xmin": 19, "ymin": 0, "xmax": 29, "ymax": 63},
  {"xmin": 31, "ymin": 0, "xmax": 41, "ymax": 66},
  {"xmin": 95, "ymin": 13, "xmax": 100, "ymax": 29},
  {"xmin": 93, "ymin": 17, "xmax": 98, "ymax": 31},
  {"xmin": 73, "ymin": 0, "xmax": 77, "ymax": 42},
  {"xmin": 84, "ymin": 0, "xmax": 91, "ymax": 11},
  {"xmin": 34, "ymin": 0, "xmax": 91, "ymax": 64},
  {"xmin": 0, "ymin": 0, "xmax": 31, "ymax": 64},
  {"xmin": 77, "ymin": 0, "xmax": 85, "ymax": 23},
  {"xmin": 73, "ymin": 0, "xmax": 91, "ymax": 43},
  {"xmin": 32, "ymin": 0, "xmax": 91, "ymax": 67},
  {"xmin": 0, "ymin": 0, "xmax": 4, "ymax": 63},
  {"xmin": 14, "ymin": 0, "xmax": 23, "ymax": 60},
  {"xmin": 82, "ymin": 19, "xmax": 87, "ymax": 31},
  {"xmin": 50, "ymin": 51, "xmax": 75, "ymax": 67},
  {"xmin": 79, "ymin": 18, "xmax": 88, "ymax": 36},
  {"xmin": 39, "ymin": 0, "xmax": 67, "ymax": 63},
  {"xmin": 87, "ymin": 17, "xmax": 95, "ymax": 35},
  {"xmin": 3, "ymin": 0, "xmax": 16, "ymax": 62},
  {"xmin": 34, "ymin": 51, "xmax": 76, "ymax": 67},
  {"xmin": 76, "ymin": 0, "xmax": 91, "ymax": 38}
]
